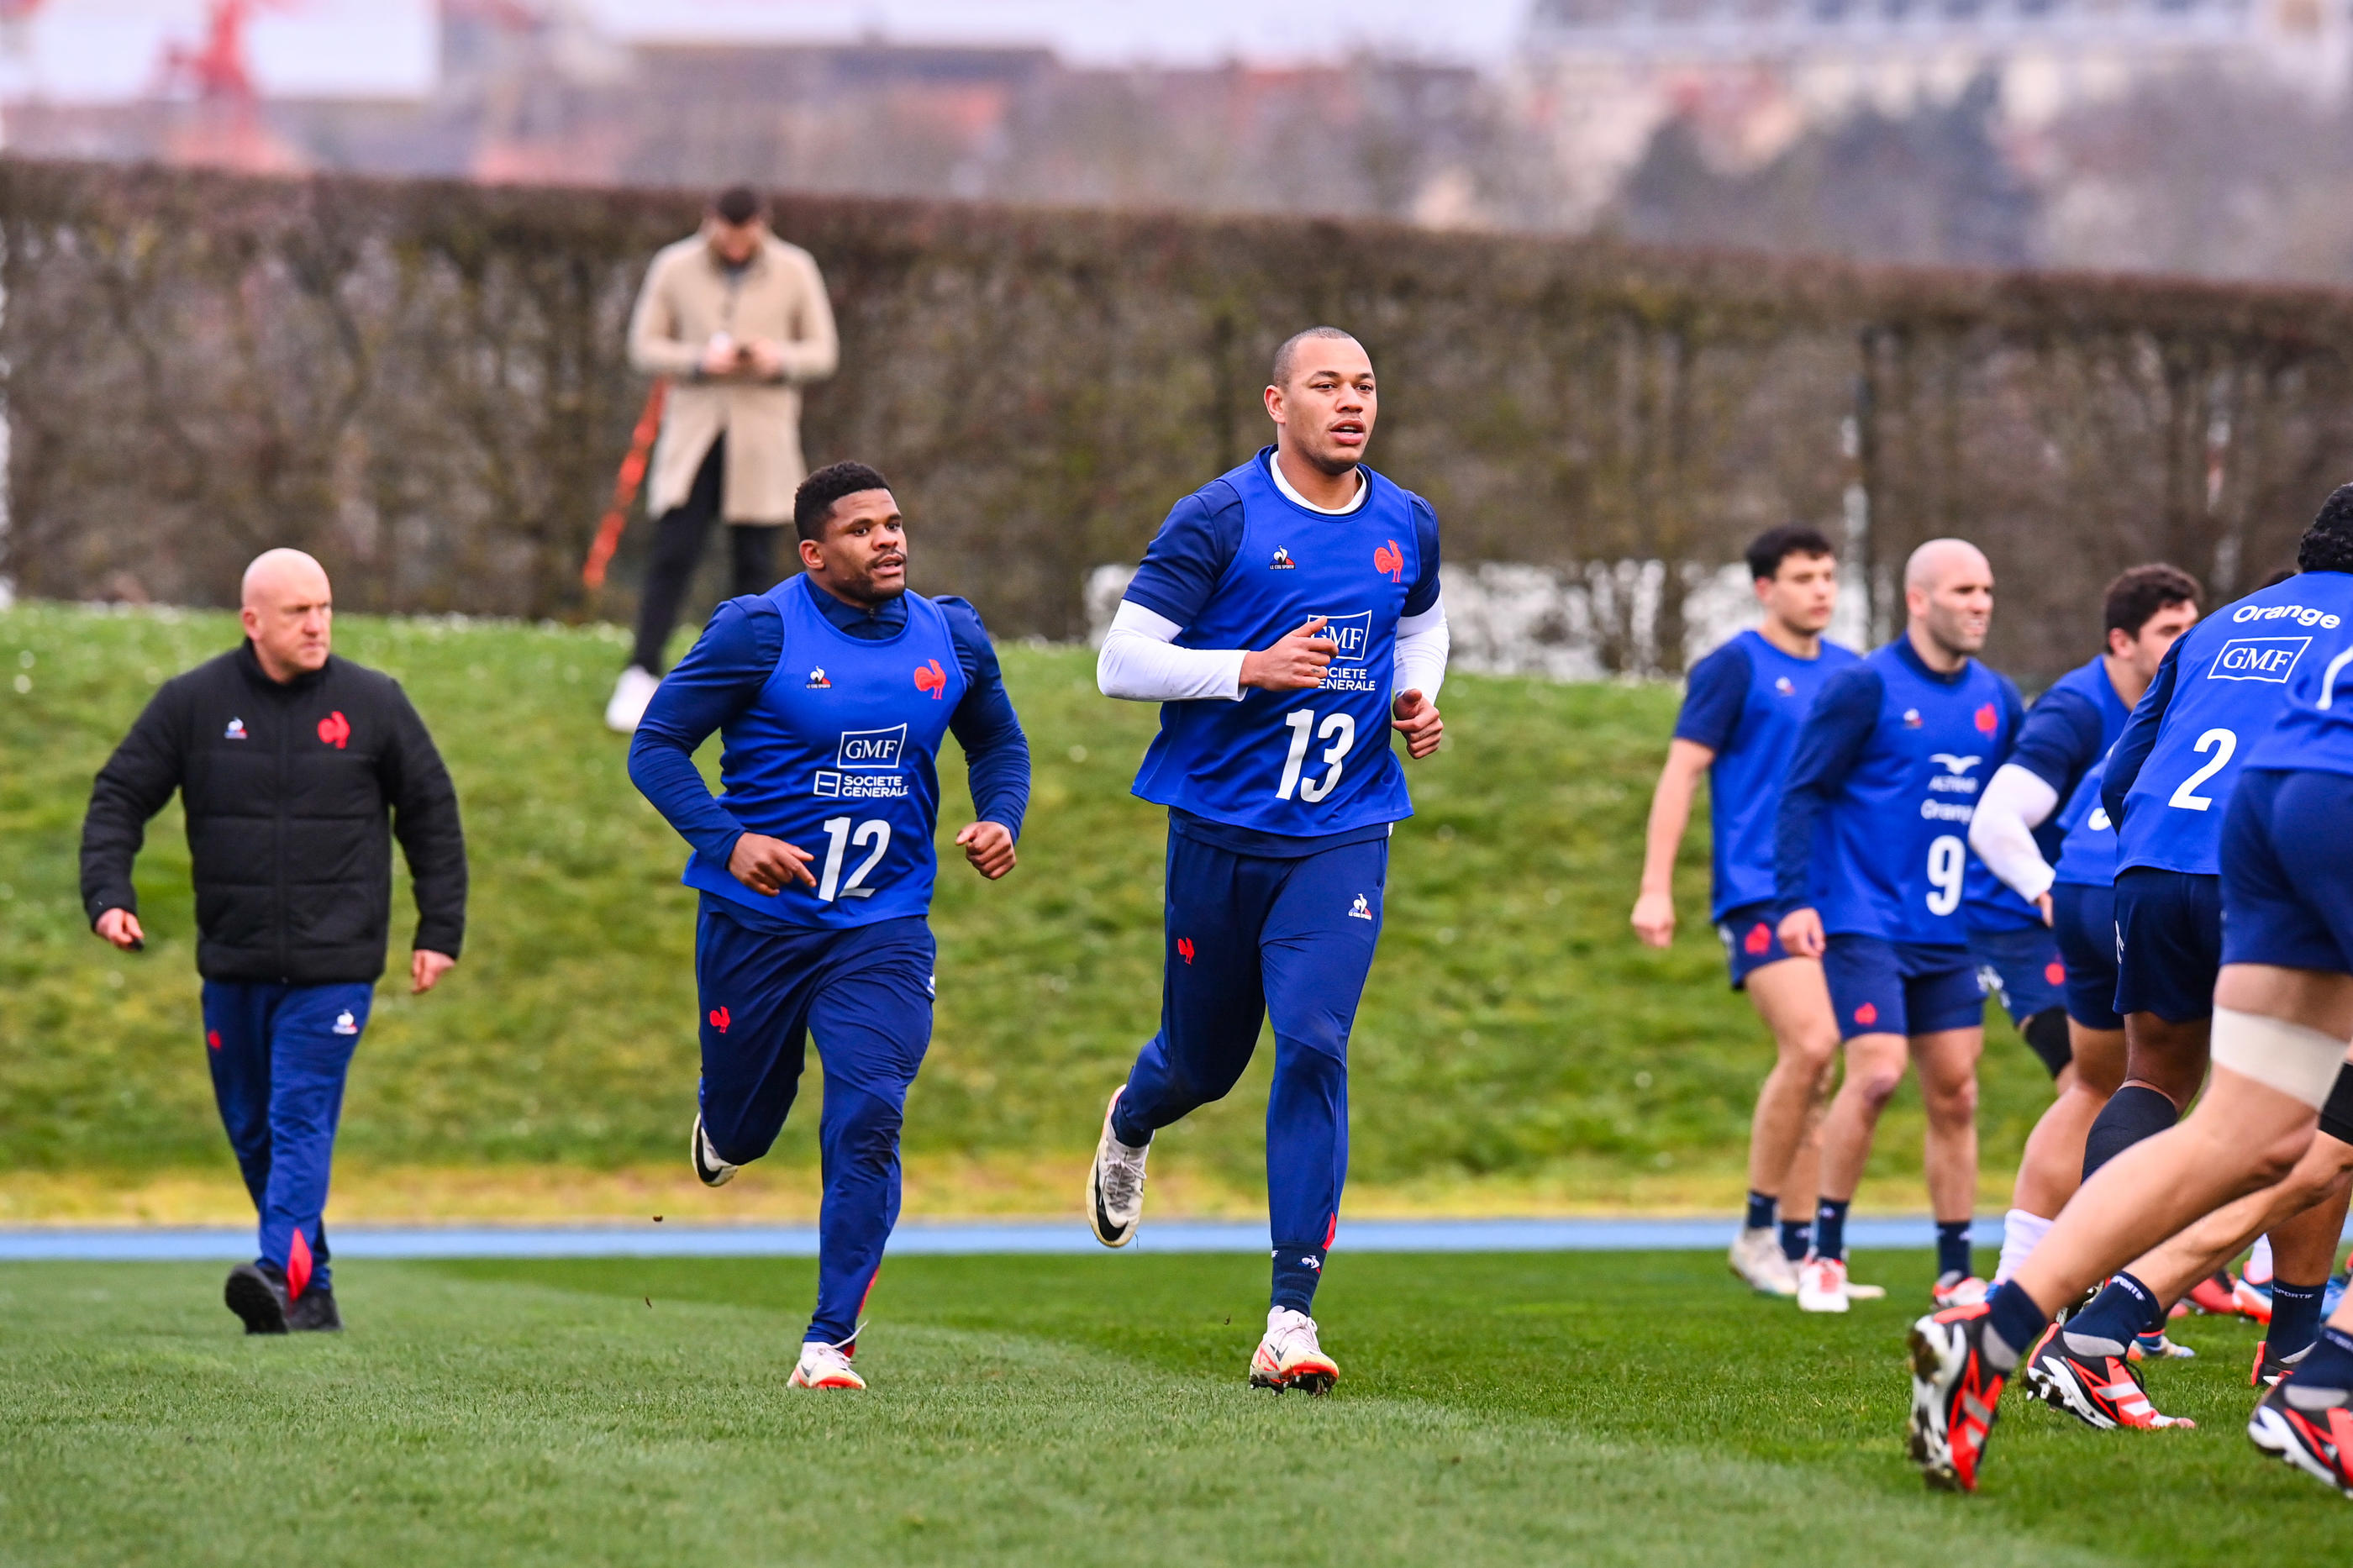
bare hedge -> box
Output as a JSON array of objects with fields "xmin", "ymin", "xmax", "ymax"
[{"xmin": 8, "ymin": 156, "xmax": 2353, "ymax": 677}]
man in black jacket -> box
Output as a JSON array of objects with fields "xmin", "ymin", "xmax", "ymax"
[{"xmin": 81, "ymin": 549, "xmax": 466, "ymax": 1334}]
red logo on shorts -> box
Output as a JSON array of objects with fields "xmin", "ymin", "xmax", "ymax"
[
  {"xmin": 708, "ymin": 1006, "xmax": 730, "ymax": 1034},
  {"xmin": 286, "ymin": 1229, "xmax": 313, "ymax": 1302},
  {"xmin": 1374, "ymin": 540, "xmax": 1404, "ymax": 581},
  {"xmin": 913, "ymin": 660, "xmax": 947, "ymax": 699},
  {"xmin": 1176, "ymin": 937, "xmax": 1195, "ymax": 965},
  {"xmin": 206, "ymin": 1029, "xmax": 222, "ymax": 1051},
  {"xmin": 1974, "ymin": 703, "xmax": 1998, "ymax": 735},
  {"xmin": 1855, "ymin": 1002, "xmax": 1880, "ymax": 1026},
  {"xmin": 2045, "ymin": 960, "xmax": 2066, "ymax": 986},
  {"xmin": 1745, "ymin": 923, "xmax": 1772, "ymax": 955},
  {"xmin": 316, "ymin": 710, "xmax": 351, "ymax": 749}
]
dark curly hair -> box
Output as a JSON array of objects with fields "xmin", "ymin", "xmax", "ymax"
[
  {"xmin": 793, "ymin": 461, "xmax": 892, "ymax": 541},
  {"xmin": 2301, "ymin": 484, "xmax": 2353, "ymax": 574}
]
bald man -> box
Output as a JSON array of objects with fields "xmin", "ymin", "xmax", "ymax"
[
  {"xmin": 1772, "ymin": 539, "xmax": 2023, "ymax": 1312},
  {"xmin": 80, "ymin": 549, "xmax": 467, "ymax": 1335}
]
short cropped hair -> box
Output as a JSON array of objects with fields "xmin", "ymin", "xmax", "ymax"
[
  {"xmin": 2301, "ymin": 485, "xmax": 2353, "ymax": 574},
  {"xmin": 1745, "ymin": 524, "xmax": 1836, "ymax": 583},
  {"xmin": 793, "ymin": 461, "xmax": 891, "ymax": 541},
  {"xmin": 2103, "ymin": 563, "xmax": 2201, "ymax": 639},
  {"xmin": 1271, "ymin": 326, "xmax": 1361, "ymax": 387},
  {"xmin": 712, "ymin": 185, "xmax": 763, "ymax": 226}
]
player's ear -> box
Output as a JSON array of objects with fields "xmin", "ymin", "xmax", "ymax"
[{"xmin": 798, "ymin": 535, "xmax": 825, "ymax": 572}]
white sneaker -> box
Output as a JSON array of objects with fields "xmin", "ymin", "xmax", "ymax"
[
  {"xmin": 604, "ymin": 665, "xmax": 660, "ymax": 734},
  {"xmin": 1250, "ymin": 1308, "xmax": 1339, "ymax": 1394},
  {"xmin": 1085, "ymin": 1087, "xmax": 1148, "ymax": 1247},
  {"xmin": 690, "ymin": 1113, "xmax": 738, "ymax": 1188},
  {"xmin": 1729, "ymin": 1226, "xmax": 1799, "ymax": 1297},
  {"xmin": 1797, "ymin": 1254, "xmax": 1852, "ymax": 1313},
  {"xmin": 1843, "ymin": 1278, "xmax": 1888, "ymax": 1301},
  {"xmin": 789, "ymin": 1338, "xmax": 866, "ymax": 1390}
]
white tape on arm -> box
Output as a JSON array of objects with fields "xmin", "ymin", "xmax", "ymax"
[{"xmin": 2210, "ymin": 1007, "xmax": 2351, "ymax": 1109}]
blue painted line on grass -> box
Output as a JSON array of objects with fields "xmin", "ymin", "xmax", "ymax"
[{"xmin": 0, "ymin": 1215, "xmax": 1960, "ymax": 1262}]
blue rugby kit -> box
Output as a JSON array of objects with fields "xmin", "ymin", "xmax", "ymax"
[
  {"xmin": 2229, "ymin": 571, "xmax": 2353, "ymax": 981},
  {"xmin": 2049, "ymin": 757, "xmax": 2124, "ymax": 1032}
]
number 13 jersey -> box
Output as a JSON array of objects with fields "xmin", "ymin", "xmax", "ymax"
[{"xmin": 1129, "ymin": 453, "xmax": 1426, "ymax": 838}]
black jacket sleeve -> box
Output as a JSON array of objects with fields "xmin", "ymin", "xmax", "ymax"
[
  {"xmin": 79, "ymin": 681, "xmax": 189, "ymax": 927},
  {"xmin": 377, "ymin": 681, "xmax": 468, "ymax": 959}
]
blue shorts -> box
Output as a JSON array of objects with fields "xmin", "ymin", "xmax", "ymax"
[
  {"xmin": 2051, "ymin": 881, "xmax": 2124, "ymax": 1034},
  {"xmin": 2113, "ymin": 866, "xmax": 2222, "ymax": 1023},
  {"xmin": 1966, "ymin": 923, "xmax": 2066, "ymax": 1029},
  {"xmin": 2221, "ymin": 767, "xmax": 2353, "ymax": 977},
  {"xmin": 1716, "ymin": 902, "xmax": 1796, "ymax": 990},
  {"xmin": 1822, "ymin": 934, "xmax": 1984, "ymax": 1041}
]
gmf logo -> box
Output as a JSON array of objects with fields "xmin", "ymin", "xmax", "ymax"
[
  {"xmin": 1373, "ymin": 539, "xmax": 1403, "ymax": 581},
  {"xmin": 317, "ymin": 710, "xmax": 351, "ymax": 749},
  {"xmin": 913, "ymin": 660, "xmax": 948, "ymax": 699}
]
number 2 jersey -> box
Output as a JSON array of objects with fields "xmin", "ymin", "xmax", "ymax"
[
  {"xmin": 1773, "ymin": 639, "xmax": 2024, "ymax": 945},
  {"xmin": 2108, "ymin": 571, "xmax": 2353, "ymax": 877}
]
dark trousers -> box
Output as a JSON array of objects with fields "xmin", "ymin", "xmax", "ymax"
[
  {"xmin": 629, "ymin": 434, "xmax": 782, "ymax": 673},
  {"xmin": 200, "ymin": 980, "xmax": 372, "ymax": 1296}
]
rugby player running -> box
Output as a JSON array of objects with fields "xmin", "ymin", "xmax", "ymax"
[
  {"xmin": 1084, "ymin": 327, "xmax": 1447, "ymax": 1392},
  {"xmin": 1634, "ymin": 526, "xmax": 1855, "ymax": 1298}
]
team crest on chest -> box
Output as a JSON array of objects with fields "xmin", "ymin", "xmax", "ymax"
[
  {"xmin": 1902, "ymin": 708, "xmax": 1923, "ymax": 729},
  {"xmin": 224, "ymin": 717, "xmax": 247, "ymax": 739},
  {"xmin": 1269, "ymin": 547, "xmax": 1297, "ymax": 571},
  {"xmin": 806, "ymin": 668, "xmax": 830, "ymax": 689},
  {"xmin": 1773, "ymin": 676, "xmax": 1795, "ymax": 697},
  {"xmin": 1373, "ymin": 539, "xmax": 1403, "ymax": 581}
]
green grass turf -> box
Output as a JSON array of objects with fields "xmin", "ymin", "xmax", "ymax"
[
  {"xmin": 0, "ymin": 1250, "xmax": 2334, "ymax": 1567},
  {"xmin": 0, "ymin": 603, "xmax": 2061, "ymax": 1193}
]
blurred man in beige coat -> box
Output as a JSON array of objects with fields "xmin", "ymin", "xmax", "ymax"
[{"xmin": 608, "ymin": 185, "xmax": 840, "ymax": 732}]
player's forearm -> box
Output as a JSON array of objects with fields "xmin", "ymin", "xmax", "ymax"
[
  {"xmin": 1637, "ymin": 755, "xmax": 1701, "ymax": 897},
  {"xmin": 1772, "ymin": 784, "xmax": 1830, "ymax": 914},
  {"xmin": 1097, "ymin": 608, "xmax": 1247, "ymax": 702},
  {"xmin": 626, "ymin": 734, "xmax": 747, "ymax": 861},
  {"xmin": 963, "ymin": 732, "xmax": 1032, "ymax": 843},
  {"xmin": 1393, "ymin": 604, "xmax": 1448, "ymax": 699},
  {"xmin": 1970, "ymin": 763, "xmax": 2060, "ymax": 903}
]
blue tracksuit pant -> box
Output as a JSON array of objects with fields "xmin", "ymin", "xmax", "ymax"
[
  {"xmin": 200, "ymin": 981, "xmax": 372, "ymax": 1295},
  {"xmin": 1112, "ymin": 830, "xmax": 1387, "ymax": 1313},
  {"xmin": 695, "ymin": 904, "xmax": 934, "ymax": 1346}
]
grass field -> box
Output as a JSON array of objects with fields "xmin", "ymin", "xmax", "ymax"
[
  {"xmin": 0, "ymin": 1249, "xmax": 2335, "ymax": 1566},
  {"xmin": 0, "ymin": 602, "xmax": 2063, "ymax": 1216}
]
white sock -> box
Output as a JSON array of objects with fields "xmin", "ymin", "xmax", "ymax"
[
  {"xmin": 1994, "ymin": 1209, "xmax": 2052, "ymax": 1284},
  {"xmin": 2249, "ymin": 1234, "xmax": 2275, "ymax": 1286}
]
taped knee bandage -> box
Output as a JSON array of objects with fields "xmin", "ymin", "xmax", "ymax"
[{"xmin": 2210, "ymin": 1008, "xmax": 2351, "ymax": 1110}]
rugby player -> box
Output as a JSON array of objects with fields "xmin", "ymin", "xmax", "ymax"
[
  {"xmin": 1084, "ymin": 327, "xmax": 1447, "ymax": 1393},
  {"xmin": 1633, "ymin": 526, "xmax": 1856, "ymax": 1297},
  {"xmin": 1966, "ymin": 568, "xmax": 2200, "ymax": 1290},
  {"xmin": 628, "ymin": 461, "xmax": 1031, "ymax": 1391},
  {"xmin": 1775, "ymin": 539, "xmax": 2021, "ymax": 1313},
  {"xmin": 1907, "ymin": 492, "xmax": 2353, "ymax": 1492}
]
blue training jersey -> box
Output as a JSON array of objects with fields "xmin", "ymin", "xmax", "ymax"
[
  {"xmin": 1673, "ymin": 629, "xmax": 1861, "ymax": 921},
  {"xmin": 2246, "ymin": 571, "xmax": 2353, "ymax": 777},
  {"xmin": 1776, "ymin": 639, "xmax": 2022, "ymax": 946},
  {"xmin": 1966, "ymin": 654, "xmax": 2129, "ymax": 926},
  {"xmin": 2113, "ymin": 572, "xmax": 2353, "ymax": 876},
  {"xmin": 678, "ymin": 574, "xmax": 971, "ymax": 929},
  {"xmin": 1129, "ymin": 452, "xmax": 1425, "ymax": 838},
  {"xmin": 2050, "ymin": 754, "xmax": 2120, "ymax": 887}
]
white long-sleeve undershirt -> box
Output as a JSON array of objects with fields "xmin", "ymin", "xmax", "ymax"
[
  {"xmin": 1097, "ymin": 598, "xmax": 1450, "ymax": 705},
  {"xmin": 1969, "ymin": 761, "xmax": 2063, "ymax": 904}
]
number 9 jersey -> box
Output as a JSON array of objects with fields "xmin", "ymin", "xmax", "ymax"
[{"xmin": 1129, "ymin": 454, "xmax": 1425, "ymax": 837}]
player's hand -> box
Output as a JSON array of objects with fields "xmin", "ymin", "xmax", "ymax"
[
  {"xmin": 1240, "ymin": 617, "xmax": 1336, "ymax": 692},
  {"xmin": 1392, "ymin": 688, "xmax": 1443, "ymax": 758},
  {"xmin": 1630, "ymin": 890, "xmax": 1676, "ymax": 949},
  {"xmin": 94, "ymin": 907, "xmax": 145, "ymax": 951},
  {"xmin": 411, "ymin": 949, "xmax": 456, "ymax": 995},
  {"xmin": 2035, "ymin": 891, "xmax": 2054, "ymax": 928},
  {"xmin": 1777, "ymin": 907, "xmax": 1826, "ymax": 960},
  {"xmin": 699, "ymin": 333, "xmax": 740, "ymax": 376},
  {"xmin": 729, "ymin": 832, "xmax": 817, "ymax": 895},
  {"xmin": 956, "ymin": 821, "xmax": 1017, "ymax": 880},
  {"xmin": 745, "ymin": 338, "xmax": 787, "ymax": 379}
]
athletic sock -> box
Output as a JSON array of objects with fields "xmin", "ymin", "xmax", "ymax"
[
  {"xmin": 1994, "ymin": 1209, "xmax": 2051, "ymax": 1284},
  {"xmin": 1271, "ymin": 1247, "xmax": 1327, "ymax": 1316},
  {"xmin": 2066, "ymin": 1271, "xmax": 2159, "ymax": 1352},
  {"xmin": 2269, "ymin": 1278, "xmax": 2327, "ymax": 1359},
  {"xmin": 2080, "ymin": 1084, "xmax": 2178, "ymax": 1180},
  {"xmin": 1813, "ymin": 1198, "xmax": 1850, "ymax": 1263},
  {"xmin": 1745, "ymin": 1191, "xmax": 1777, "ymax": 1232},
  {"xmin": 1108, "ymin": 1102, "xmax": 1154, "ymax": 1149},
  {"xmin": 1983, "ymin": 1279, "xmax": 2051, "ymax": 1372},
  {"xmin": 1935, "ymin": 1220, "xmax": 1973, "ymax": 1281},
  {"xmin": 2248, "ymin": 1234, "xmax": 2277, "ymax": 1286},
  {"xmin": 1779, "ymin": 1218, "xmax": 1812, "ymax": 1263},
  {"xmin": 2294, "ymin": 1324, "xmax": 2353, "ymax": 1391}
]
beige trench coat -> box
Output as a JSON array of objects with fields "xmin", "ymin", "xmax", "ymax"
[{"xmin": 627, "ymin": 232, "xmax": 840, "ymax": 525}]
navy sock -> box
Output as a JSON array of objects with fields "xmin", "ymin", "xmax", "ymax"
[
  {"xmin": 2068, "ymin": 1271, "xmax": 2160, "ymax": 1348},
  {"xmin": 1108, "ymin": 1102, "xmax": 1154, "ymax": 1149},
  {"xmin": 1985, "ymin": 1279, "xmax": 2052, "ymax": 1368},
  {"xmin": 1779, "ymin": 1218, "xmax": 1811, "ymax": 1262},
  {"xmin": 1745, "ymin": 1191, "xmax": 1777, "ymax": 1232},
  {"xmin": 1813, "ymin": 1198, "xmax": 1850, "ymax": 1262},
  {"xmin": 1935, "ymin": 1220, "xmax": 1973, "ymax": 1281},
  {"xmin": 1271, "ymin": 1246, "xmax": 1326, "ymax": 1315},
  {"xmin": 2298, "ymin": 1324, "xmax": 2353, "ymax": 1390},
  {"xmin": 2080, "ymin": 1084, "xmax": 2178, "ymax": 1181},
  {"xmin": 2269, "ymin": 1279, "xmax": 2327, "ymax": 1359}
]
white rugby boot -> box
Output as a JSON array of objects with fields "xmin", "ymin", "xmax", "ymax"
[
  {"xmin": 789, "ymin": 1337, "xmax": 866, "ymax": 1391},
  {"xmin": 690, "ymin": 1113, "xmax": 738, "ymax": 1188},
  {"xmin": 605, "ymin": 665, "xmax": 660, "ymax": 734},
  {"xmin": 1797, "ymin": 1254, "xmax": 1853, "ymax": 1313},
  {"xmin": 1250, "ymin": 1308, "xmax": 1339, "ymax": 1395},
  {"xmin": 1086, "ymin": 1087, "xmax": 1148, "ymax": 1247},
  {"xmin": 1729, "ymin": 1227, "xmax": 1799, "ymax": 1297}
]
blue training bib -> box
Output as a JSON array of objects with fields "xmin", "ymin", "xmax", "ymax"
[
  {"xmin": 2050, "ymin": 753, "xmax": 2119, "ymax": 888},
  {"xmin": 1700, "ymin": 629, "xmax": 1860, "ymax": 921},
  {"xmin": 1965, "ymin": 655, "xmax": 2124, "ymax": 929},
  {"xmin": 2246, "ymin": 571, "xmax": 2353, "ymax": 780},
  {"xmin": 682, "ymin": 575, "xmax": 969, "ymax": 929}
]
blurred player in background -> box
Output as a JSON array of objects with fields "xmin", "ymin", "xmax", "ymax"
[
  {"xmin": 1775, "ymin": 539, "xmax": 2021, "ymax": 1313},
  {"xmin": 629, "ymin": 461, "xmax": 1029, "ymax": 1391},
  {"xmin": 1085, "ymin": 327, "xmax": 1447, "ymax": 1393},
  {"xmin": 1633, "ymin": 525, "xmax": 1856, "ymax": 1298},
  {"xmin": 1966, "ymin": 567, "xmax": 2200, "ymax": 1295}
]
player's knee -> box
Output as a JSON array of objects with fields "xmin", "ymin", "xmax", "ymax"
[
  {"xmin": 1846, "ymin": 1061, "xmax": 1905, "ymax": 1109},
  {"xmin": 1925, "ymin": 1077, "xmax": 1979, "ymax": 1128}
]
